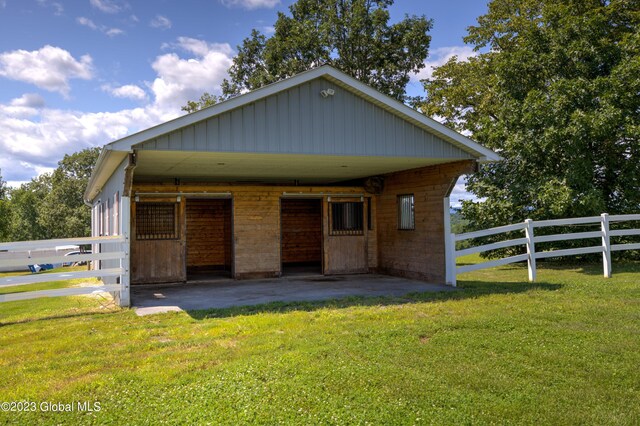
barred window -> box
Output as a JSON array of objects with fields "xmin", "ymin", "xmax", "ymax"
[
  {"xmin": 397, "ymin": 194, "xmax": 415, "ymax": 230},
  {"xmin": 330, "ymin": 202, "xmax": 364, "ymax": 236},
  {"xmin": 136, "ymin": 203, "xmax": 178, "ymax": 240}
]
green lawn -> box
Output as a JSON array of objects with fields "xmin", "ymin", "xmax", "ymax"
[{"xmin": 0, "ymin": 259, "xmax": 638, "ymax": 424}]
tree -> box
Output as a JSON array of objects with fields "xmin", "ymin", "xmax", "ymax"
[
  {"xmin": 4, "ymin": 147, "xmax": 100, "ymax": 241},
  {"xmin": 181, "ymin": 92, "xmax": 223, "ymax": 114},
  {"xmin": 420, "ymin": 0, "xmax": 640, "ymax": 233},
  {"xmin": 38, "ymin": 147, "xmax": 101, "ymax": 239},
  {"xmin": 185, "ymin": 0, "xmax": 432, "ymax": 111}
]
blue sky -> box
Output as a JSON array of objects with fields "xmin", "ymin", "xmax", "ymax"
[{"xmin": 0, "ymin": 0, "xmax": 488, "ymax": 204}]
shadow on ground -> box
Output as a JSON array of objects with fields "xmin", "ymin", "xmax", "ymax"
[{"xmin": 186, "ymin": 280, "xmax": 562, "ymax": 320}]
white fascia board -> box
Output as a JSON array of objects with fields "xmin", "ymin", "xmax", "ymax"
[{"xmin": 84, "ymin": 148, "xmax": 128, "ymax": 203}]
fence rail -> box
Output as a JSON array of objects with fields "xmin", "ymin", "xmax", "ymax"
[
  {"xmin": 446, "ymin": 213, "xmax": 640, "ymax": 286},
  {"xmin": 0, "ymin": 234, "xmax": 130, "ymax": 306},
  {"xmin": 0, "ymin": 196, "xmax": 131, "ymax": 306}
]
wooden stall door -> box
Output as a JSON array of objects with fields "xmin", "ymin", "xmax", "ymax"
[
  {"xmin": 186, "ymin": 199, "xmax": 232, "ymax": 278},
  {"xmin": 280, "ymin": 199, "xmax": 323, "ymax": 275},
  {"xmin": 323, "ymin": 198, "xmax": 368, "ymax": 274}
]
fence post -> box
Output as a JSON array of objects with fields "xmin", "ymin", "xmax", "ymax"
[
  {"xmin": 449, "ymin": 234, "xmax": 457, "ymax": 287},
  {"xmin": 443, "ymin": 197, "xmax": 456, "ymax": 286},
  {"xmin": 119, "ymin": 196, "xmax": 131, "ymax": 307},
  {"xmin": 525, "ymin": 219, "xmax": 536, "ymax": 282},
  {"xmin": 601, "ymin": 213, "xmax": 612, "ymax": 278}
]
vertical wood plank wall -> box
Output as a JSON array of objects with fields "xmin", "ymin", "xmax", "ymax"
[
  {"xmin": 376, "ymin": 160, "xmax": 475, "ymax": 283},
  {"xmin": 281, "ymin": 199, "xmax": 322, "ymax": 265},
  {"xmin": 131, "ymin": 161, "xmax": 473, "ymax": 285},
  {"xmin": 131, "ymin": 184, "xmax": 373, "ymax": 284},
  {"xmin": 185, "ymin": 199, "xmax": 232, "ymax": 269},
  {"xmin": 232, "ymin": 190, "xmax": 281, "ymax": 279}
]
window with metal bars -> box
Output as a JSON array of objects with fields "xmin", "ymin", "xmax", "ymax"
[
  {"xmin": 397, "ymin": 194, "xmax": 415, "ymax": 230},
  {"xmin": 136, "ymin": 203, "xmax": 178, "ymax": 240},
  {"xmin": 330, "ymin": 202, "xmax": 364, "ymax": 235}
]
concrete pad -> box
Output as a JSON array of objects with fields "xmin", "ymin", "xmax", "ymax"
[
  {"xmin": 135, "ymin": 306, "xmax": 183, "ymax": 316},
  {"xmin": 132, "ymin": 274, "xmax": 455, "ymax": 316}
]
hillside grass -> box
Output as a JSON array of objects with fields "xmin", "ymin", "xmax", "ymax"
[{"xmin": 0, "ymin": 259, "xmax": 638, "ymax": 424}]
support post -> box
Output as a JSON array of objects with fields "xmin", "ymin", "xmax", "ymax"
[
  {"xmin": 601, "ymin": 213, "xmax": 612, "ymax": 278},
  {"xmin": 443, "ymin": 197, "xmax": 456, "ymax": 286},
  {"xmin": 119, "ymin": 196, "xmax": 131, "ymax": 307},
  {"xmin": 525, "ymin": 219, "xmax": 536, "ymax": 282}
]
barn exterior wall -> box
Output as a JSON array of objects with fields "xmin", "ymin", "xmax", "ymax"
[
  {"xmin": 376, "ymin": 160, "xmax": 476, "ymax": 283},
  {"xmin": 135, "ymin": 78, "xmax": 473, "ymax": 161},
  {"xmin": 91, "ymin": 156, "xmax": 127, "ymax": 284},
  {"xmin": 130, "ymin": 183, "xmax": 374, "ymax": 284}
]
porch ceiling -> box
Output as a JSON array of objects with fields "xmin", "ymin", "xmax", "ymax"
[{"xmin": 134, "ymin": 151, "xmax": 451, "ymax": 183}]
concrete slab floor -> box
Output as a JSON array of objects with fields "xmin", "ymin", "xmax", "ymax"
[{"xmin": 132, "ymin": 274, "xmax": 456, "ymax": 316}]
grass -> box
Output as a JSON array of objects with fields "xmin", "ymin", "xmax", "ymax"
[{"xmin": 0, "ymin": 259, "xmax": 638, "ymax": 424}]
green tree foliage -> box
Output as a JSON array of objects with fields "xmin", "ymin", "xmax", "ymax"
[
  {"xmin": 6, "ymin": 175, "xmax": 51, "ymax": 241},
  {"xmin": 181, "ymin": 92, "xmax": 223, "ymax": 114},
  {"xmin": 38, "ymin": 148, "xmax": 101, "ymax": 239},
  {"xmin": 185, "ymin": 0, "xmax": 432, "ymax": 111},
  {"xmin": 2, "ymin": 148, "xmax": 100, "ymax": 242},
  {"xmin": 421, "ymin": 0, "xmax": 640, "ymax": 232}
]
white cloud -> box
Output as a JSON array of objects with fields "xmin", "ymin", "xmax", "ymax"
[
  {"xmin": 0, "ymin": 37, "xmax": 233, "ymax": 185},
  {"xmin": 11, "ymin": 93, "xmax": 45, "ymax": 108},
  {"xmin": 263, "ymin": 26, "xmax": 275, "ymax": 35},
  {"xmin": 77, "ymin": 16, "xmax": 98, "ymax": 30},
  {"xmin": 0, "ymin": 46, "xmax": 93, "ymax": 96},
  {"xmin": 0, "ymin": 94, "xmax": 45, "ymax": 119},
  {"xmin": 90, "ymin": 0, "xmax": 125, "ymax": 14},
  {"xmin": 150, "ymin": 37, "xmax": 233, "ymax": 112},
  {"xmin": 0, "ymin": 0, "xmax": 6, "ymax": 8},
  {"xmin": 37, "ymin": 0, "xmax": 64, "ymax": 15},
  {"xmin": 102, "ymin": 83, "xmax": 147, "ymax": 101},
  {"xmin": 221, "ymin": 0, "xmax": 280, "ymax": 10},
  {"xmin": 0, "ymin": 103, "xmax": 165, "ymax": 183},
  {"xmin": 77, "ymin": 16, "xmax": 124, "ymax": 37},
  {"xmin": 412, "ymin": 46, "xmax": 477, "ymax": 82},
  {"xmin": 105, "ymin": 27, "xmax": 124, "ymax": 37},
  {"xmin": 448, "ymin": 176, "xmax": 479, "ymax": 209},
  {"xmin": 150, "ymin": 15, "xmax": 171, "ymax": 30}
]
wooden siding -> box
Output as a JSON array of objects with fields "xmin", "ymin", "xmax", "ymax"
[
  {"xmin": 136, "ymin": 78, "xmax": 473, "ymax": 161},
  {"xmin": 186, "ymin": 199, "xmax": 232, "ymax": 269},
  {"xmin": 232, "ymin": 191, "xmax": 281, "ymax": 279},
  {"xmin": 281, "ymin": 199, "xmax": 322, "ymax": 264},
  {"xmin": 130, "ymin": 183, "xmax": 374, "ymax": 283},
  {"xmin": 376, "ymin": 160, "xmax": 475, "ymax": 283}
]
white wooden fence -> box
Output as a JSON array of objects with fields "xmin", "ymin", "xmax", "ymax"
[
  {"xmin": 0, "ymin": 235, "xmax": 130, "ymax": 306},
  {"xmin": 446, "ymin": 213, "xmax": 640, "ymax": 286}
]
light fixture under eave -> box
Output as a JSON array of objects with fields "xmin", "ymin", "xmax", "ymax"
[{"xmin": 320, "ymin": 88, "xmax": 335, "ymax": 98}]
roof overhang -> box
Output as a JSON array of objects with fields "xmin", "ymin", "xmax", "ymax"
[
  {"xmin": 85, "ymin": 65, "xmax": 501, "ymax": 203},
  {"xmin": 130, "ymin": 151, "xmax": 460, "ymax": 184},
  {"xmin": 84, "ymin": 147, "xmax": 128, "ymax": 203}
]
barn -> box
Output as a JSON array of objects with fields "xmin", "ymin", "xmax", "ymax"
[{"xmin": 84, "ymin": 65, "xmax": 499, "ymax": 300}]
